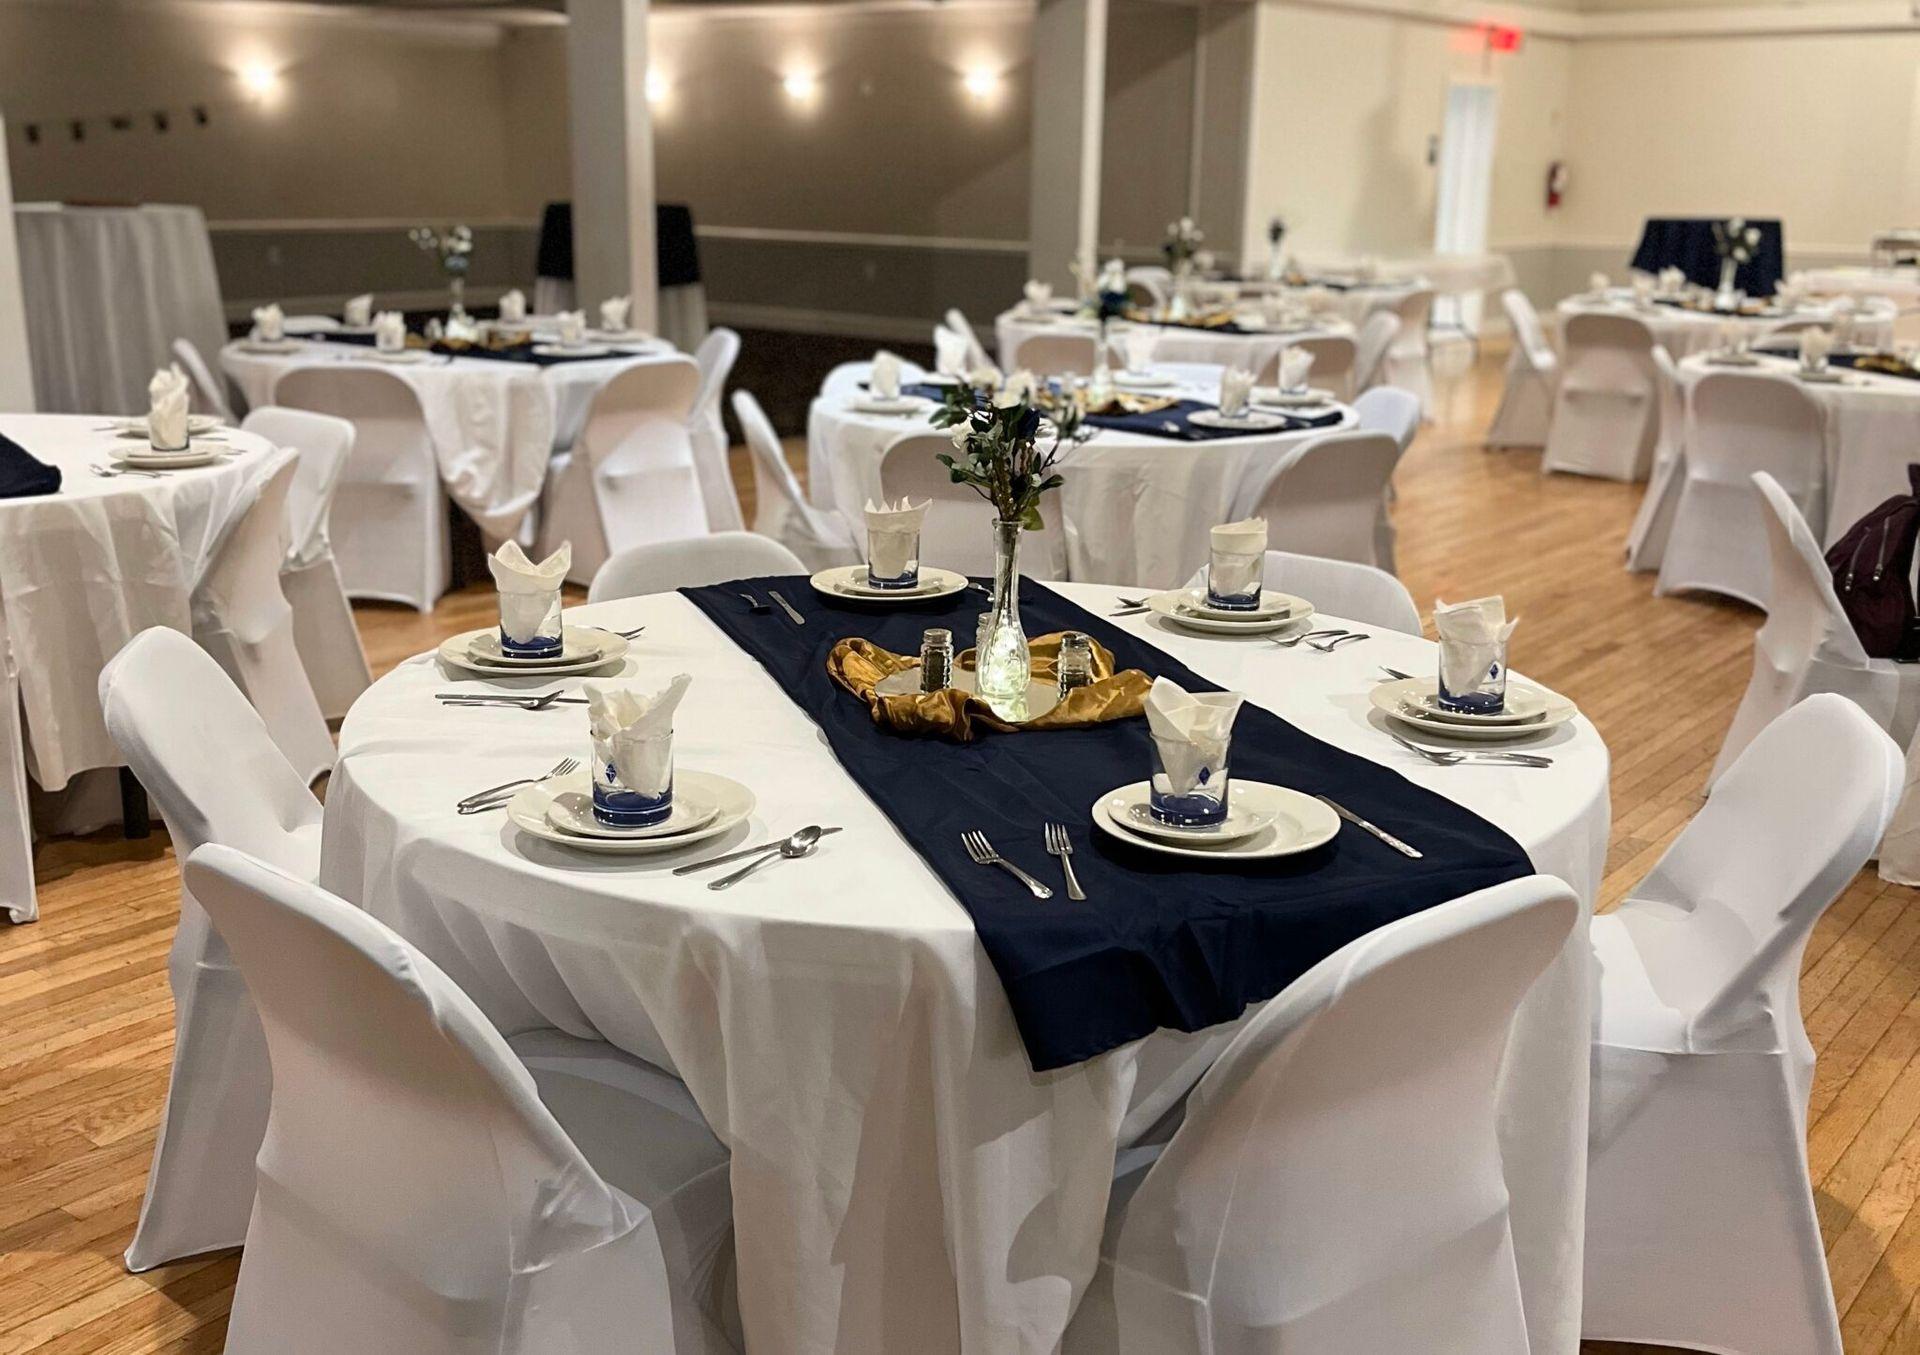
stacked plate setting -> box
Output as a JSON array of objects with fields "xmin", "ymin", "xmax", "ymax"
[
  {"xmin": 1144, "ymin": 588, "xmax": 1314, "ymax": 637},
  {"xmin": 111, "ymin": 416, "xmax": 230, "ymax": 470},
  {"xmin": 506, "ymin": 769, "xmax": 758, "ymax": 856},
  {"xmin": 437, "ymin": 626, "xmax": 631, "ymax": 678},
  {"xmin": 809, "ymin": 565, "xmax": 970, "ymax": 604},
  {"xmin": 1091, "ymin": 780, "xmax": 1340, "ymax": 861},
  {"xmin": 1370, "ymin": 676, "xmax": 1578, "ymax": 743}
]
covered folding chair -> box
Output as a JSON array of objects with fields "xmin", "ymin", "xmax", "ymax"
[
  {"xmin": 1707, "ymin": 473, "xmax": 1911, "ymax": 787},
  {"xmin": 880, "ymin": 432, "xmax": 1068, "ymax": 579},
  {"xmin": 1584, "ymin": 694, "xmax": 1903, "ymax": 1355},
  {"xmin": 1124, "ymin": 266, "xmax": 1171, "ymax": 311},
  {"xmin": 690, "ymin": 327, "xmax": 745, "ymax": 532},
  {"xmin": 1485, "ymin": 289, "xmax": 1558, "ymax": 450},
  {"xmin": 1185, "ymin": 549, "xmax": 1420, "ymax": 635},
  {"xmin": 100, "ymin": 627, "xmax": 324, "ymax": 1272},
  {"xmin": 1237, "ymin": 431, "xmax": 1402, "ymax": 572},
  {"xmin": 942, "ymin": 308, "xmax": 994, "ymax": 370},
  {"xmin": 1622, "ymin": 345, "xmax": 1688, "ymax": 573},
  {"xmin": 1656, "ymin": 371, "xmax": 1826, "ymax": 607},
  {"xmin": 536, "ymin": 356, "xmax": 707, "ymax": 586},
  {"xmin": 1352, "ymin": 386, "xmax": 1421, "ymax": 453},
  {"xmin": 0, "ymin": 606, "xmax": 33, "ymax": 924},
  {"xmin": 182, "ymin": 844, "xmax": 738, "ymax": 1355},
  {"xmin": 172, "ymin": 337, "xmax": 235, "ymax": 421},
  {"xmin": 733, "ymin": 390, "xmax": 860, "ymax": 570},
  {"xmin": 273, "ymin": 365, "xmax": 450, "ymax": 611},
  {"xmin": 1064, "ymin": 876, "xmax": 1578, "ymax": 1355},
  {"xmin": 1351, "ymin": 311, "xmax": 1401, "ymax": 394},
  {"xmin": 190, "ymin": 451, "xmax": 335, "ymax": 784},
  {"xmin": 1541, "ymin": 313, "xmax": 1661, "ymax": 481},
  {"xmin": 1379, "ymin": 287, "xmax": 1435, "ymax": 417},
  {"xmin": 1260, "ymin": 335, "xmax": 1357, "ymax": 402},
  {"xmin": 1010, "ymin": 331, "xmax": 1097, "ymax": 377},
  {"xmin": 240, "ymin": 406, "xmax": 371, "ymax": 721},
  {"xmin": 589, "ymin": 533, "xmax": 806, "ymax": 603}
]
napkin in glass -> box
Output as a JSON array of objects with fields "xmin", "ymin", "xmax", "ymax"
[
  {"xmin": 934, "ymin": 326, "xmax": 972, "ymax": 377},
  {"xmin": 1209, "ymin": 517, "xmax": 1267, "ymax": 597},
  {"xmin": 488, "ymin": 541, "xmax": 571, "ymax": 646},
  {"xmin": 864, "ymin": 497, "xmax": 928, "ymax": 577},
  {"xmin": 870, "ymin": 350, "xmax": 902, "ymax": 400},
  {"xmin": 148, "ymin": 365, "xmax": 191, "ymax": 449},
  {"xmin": 1275, "ymin": 347, "xmax": 1315, "ymax": 393},
  {"xmin": 1218, "ymin": 367, "xmax": 1256, "ymax": 416},
  {"xmin": 1588, "ymin": 272, "xmax": 1611, "ymax": 296},
  {"xmin": 252, "ymin": 304, "xmax": 285, "ymax": 342},
  {"xmin": 1121, "ymin": 326, "xmax": 1157, "ymax": 373},
  {"xmin": 1659, "ymin": 266, "xmax": 1686, "ymax": 294},
  {"xmin": 1800, "ymin": 327, "xmax": 1834, "ymax": 372},
  {"xmin": 585, "ymin": 674, "xmax": 691, "ymax": 796},
  {"xmin": 0, "ymin": 431, "xmax": 60, "ymax": 499},
  {"xmin": 498, "ymin": 289, "xmax": 527, "ymax": 324},
  {"xmin": 599, "ymin": 296, "xmax": 632, "ymax": 333},
  {"xmin": 1023, "ymin": 279, "xmax": 1054, "ymax": 312},
  {"xmin": 374, "ymin": 311, "xmax": 408, "ymax": 352},
  {"xmin": 343, "ymin": 294, "xmax": 374, "ymax": 328},
  {"xmin": 1144, "ymin": 676, "xmax": 1243, "ymax": 794},
  {"xmin": 1434, "ymin": 596, "xmax": 1518, "ymax": 697},
  {"xmin": 557, "ymin": 310, "xmax": 589, "ymax": 345}
]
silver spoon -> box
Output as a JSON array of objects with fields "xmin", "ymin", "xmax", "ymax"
[
  {"xmin": 1272, "ymin": 628, "xmax": 1348, "ymax": 649},
  {"xmin": 708, "ymin": 824, "xmax": 823, "ymax": 890}
]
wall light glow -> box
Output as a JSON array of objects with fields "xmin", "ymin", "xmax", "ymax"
[
  {"xmin": 782, "ymin": 71, "xmax": 819, "ymax": 102},
  {"xmin": 646, "ymin": 69, "xmax": 669, "ymax": 105},
  {"xmin": 236, "ymin": 62, "xmax": 282, "ymax": 100},
  {"xmin": 962, "ymin": 68, "xmax": 1000, "ymax": 100}
]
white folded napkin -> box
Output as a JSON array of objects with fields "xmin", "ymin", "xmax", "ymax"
[
  {"xmin": 1434, "ymin": 596, "xmax": 1518, "ymax": 696},
  {"xmin": 342, "ymin": 294, "xmax": 373, "ymax": 328},
  {"xmin": 934, "ymin": 326, "xmax": 972, "ymax": 377},
  {"xmin": 1098, "ymin": 257, "xmax": 1128, "ymax": 296},
  {"xmin": 373, "ymin": 311, "xmax": 407, "ymax": 352},
  {"xmin": 1716, "ymin": 321, "xmax": 1742, "ymax": 355},
  {"xmin": 497, "ymin": 289, "xmax": 527, "ymax": 324},
  {"xmin": 1122, "ymin": 326, "xmax": 1157, "ymax": 373},
  {"xmin": 1659, "ymin": 267, "xmax": 1686, "ymax": 294},
  {"xmin": 488, "ymin": 540, "xmax": 571, "ymax": 643},
  {"xmin": 1631, "ymin": 274, "xmax": 1655, "ymax": 303},
  {"xmin": 1218, "ymin": 367, "xmax": 1256, "ymax": 416},
  {"xmin": 1144, "ymin": 676, "xmax": 1243, "ymax": 793},
  {"xmin": 557, "ymin": 310, "xmax": 588, "ymax": 346},
  {"xmin": 252, "ymin": 304, "xmax": 285, "ymax": 342},
  {"xmin": 1276, "ymin": 347, "xmax": 1315, "ymax": 393},
  {"xmin": 1023, "ymin": 279, "xmax": 1054, "ymax": 312},
  {"xmin": 1210, "ymin": 517, "xmax": 1267, "ymax": 559},
  {"xmin": 1588, "ymin": 272, "xmax": 1611, "ymax": 296},
  {"xmin": 1801, "ymin": 327, "xmax": 1834, "ymax": 370},
  {"xmin": 147, "ymin": 365, "xmax": 191, "ymax": 449},
  {"xmin": 870, "ymin": 350, "xmax": 902, "ymax": 400},
  {"xmin": 445, "ymin": 313, "xmax": 480, "ymax": 343},
  {"xmin": 586, "ymin": 674, "xmax": 691, "ymax": 796},
  {"xmin": 599, "ymin": 296, "xmax": 632, "ymax": 333},
  {"xmin": 863, "ymin": 497, "xmax": 929, "ymax": 577}
]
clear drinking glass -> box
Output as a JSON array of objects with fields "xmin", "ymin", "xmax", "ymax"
[
  {"xmin": 1206, "ymin": 547, "xmax": 1264, "ymax": 611},
  {"xmin": 1436, "ymin": 635, "xmax": 1510, "ymax": 714},
  {"xmin": 1149, "ymin": 731, "xmax": 1232, "ymax": 827},
  {"xmin": 591, "ymin": 731, "xmax": 674, "ymax": 828},
  {"xmin": 866, "ymin": 526, "xmax": 922, "ymax": 590},
  {"xmin": 497, "ymin": 586, "xmax": 564, "ymax": 659}
]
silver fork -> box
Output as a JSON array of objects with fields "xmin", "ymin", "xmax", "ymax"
[
  {"xmin": 1388, "ymin": 732, "xmax": 1553, "ymax": 768},
  {"xmin": 1307, "ymin": 632, "xmax": 1370, "ymax": 653},
  {"xmin": 1272, "ymin": 628, "xmax": 1347, "ymax": 649},
  {"xmin": 1044, "ymin": 822, "xmax": 1086, "ymax": 901},
  {"xmin": 90, "ymin": 462, "xmax": 162, "ymax": 479},
  {"xmin": 961, "ymin": 830, "xmax": 1053, "ymax": 899},
  {"xmin": 439, "ymin": 691, "xmax": 583, "ymax": 710},
  {"xmin": 456, "ymin": 757, "xmax": 579, "ymax": 812}
]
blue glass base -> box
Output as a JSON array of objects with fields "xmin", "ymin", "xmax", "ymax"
[
  {"xmin": 1437, "ymin": 687, "xmax": 1507, "ymax": 715},
  {"xmin": 1149, "ymin": 788, "xmax": 1229, "ymax": 827},
  {"xmin": 867, "ymin": 567, "xmax": 923, "ymax": 591},
  {"xmin": 500, "ymin": 628, "xmax": 563, "ymax": 659},
  {"xmin": 1205, "ymin": 590, "xmax": 1260, "ymax": 612},
  {"xmin": 592, "ymin": 780, "xmax": 673, "ymax": 827}
]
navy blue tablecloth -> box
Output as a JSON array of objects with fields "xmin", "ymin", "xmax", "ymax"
[
  {"xmin": 1631, "ymin": 217, "xmax": 1784, "ymax": 297},
  {"xmin": 681, "ymin": 577, "xmax": 1534, "ymax": 1070},
  {"xmin": 0, "ymin": 431, "xmax": 60, "ymax": 498}
]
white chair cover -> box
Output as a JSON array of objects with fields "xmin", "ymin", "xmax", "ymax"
[
  {"xmin": 1352, "ymin": 386, "xmax": 1421, "ymax": 453},
  {"xmin": 588, "ymin": 532, "xmax": 806, "ymax": 603},
  {"xmin": 1623, "ymin": 346, "xmax": 1687, "ymax": 573},
  {"xmin": 733, "ymin": 390, "xmax": 860, "ymax": 571},
  {"xmin": 181, "ymin": 844, "xmax": 738, "ymax": 1355},
  {"xmin": 1709, "ymin": 473, "xmax": 1906, "ymax": 787},
  {"xmin": 819, "ymin": 358, "xmax": 927, "ymax": 401},
  {"xmin": 240, "ymin": 406, "xmax": 371, "ymax": 721},
  {"xmin": 1184, "ymin": 549, "xmax": 1420, "ymax": 635},
  {"xmin": 1010, "ymin": 331, "xmax": 1097, "ymax": 377},
  {"xmin": 1656, "ymin": 372, "xmax": 1827, "ymax": 607},
  {"xmin": 1379, "ymin": 287, "xmax": 1435, "ymax": 417},
  {"xmin": 1236, "ymin": 430, "xmax": 1402, "ymax": 572},
  {"xmin": 1351, "ymin": 311, "xmax": 1401, "ymax": 394},
  {"xmin": 536, "ymin": 356, "xmax": 707, "ymax": 586},
  {"xmin": 1584, "ymin": 694, "xmax": 1903, "ymax": 1355},
  {"xmin": 942, "ymin": 309, "xmax": 994, "ymax": 371},
  {"xmin": 172, "ymin": 337, "xmax": 235, "ymax": 422},
  {"xmin": 1485, "ymin": 289, "xmax": 1558, "ymax": 450},
  {"xmin": 1064, "ymin": 875, "xmax": 1578, "ymax": 1355},
  {"xmin": 189, "ymin": 451, "xmax": 335, "ymax": 784},
  {"xmin": 879, "ymin": 432, "xmax": 1068, "ymax": 579},
  {"xmin": 689, "ymin": 328, "xmax": 746, "ymax": 532},
  {"xmin": 1125, "ymin": 267, "xmax": 1172, "ymax": 311},
  {"xmin": 272, "ymin": 365, "xmax": 450, "ymax": 612},
  {"xmin": 1261, "ymin": 336, "xmax": 1357, "ymax": 403},
  {"xmin": 0, "ymin": 605, "xmax": 34, "ymax": 924},
  {"xmin": 99, "ymin": 627, "xmax": 324, "ymax": 1272},
  {"xmin": 1541, "ymin": 313, "xmax": 1661, "ymax": 482}
]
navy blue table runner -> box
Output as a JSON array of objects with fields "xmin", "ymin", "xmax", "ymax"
[
  {"xmin": 895, "ymin": 384, "xmax": 1343, "ymax": 443},
  {"xmin": 681, "ymin": 577, "xmax": 1534, "ymax": 1070},
  {"xmin": 313, "ymin": 331, "xmax": 644, "ymax": 368}
]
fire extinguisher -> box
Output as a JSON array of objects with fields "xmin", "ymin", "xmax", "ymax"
[{"xmin": 1547, "ymin": 161, "xmax": 1568, "ymax": 210}]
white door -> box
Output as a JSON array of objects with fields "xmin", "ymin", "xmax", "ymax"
[{"xmin": 1433, "ymin": 81, "xmax": 1499, "ymax": 333}]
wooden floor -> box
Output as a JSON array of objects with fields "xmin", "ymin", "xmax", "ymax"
[{"xmin": 3, "ymin": 341, "xmax": 1918, "ymax": 1354}]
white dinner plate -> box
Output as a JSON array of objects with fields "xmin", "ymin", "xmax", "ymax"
[
  {"xmin": 545, "ymin": 787, "xmax": 719, "ymax": 840},
  {"xmin": 848, "ymin": 396, "xmax": 931, "ymax": 415},
  {"xmin": 1705, "ymin": 354, "xmax": 1760, "ymax": 367},
  {"xmin": 508, "ymin": 770, "xmax": 754, "ymax": 856},
  {"xmin": 1177, "ymin": 588, "xmax": 1310, "ymax": 623},
  {"xmin": 369, "ymin": 349, "xmax": 429, "ymax": 364},
  {"xmin": 1188, "ymin": 410, "xmax": 1289, "ymax": 432},
  {"xmin": 113, "ymin": 414, "xmax": 224, "ymax": 438},
  {"xmin": 1797, "ymin": 369, "xmax": 1847, "ymax": 384},
  {"xmin": 1370, "ymin": 678, "xmax": 1577, "ymax": 742},
  {"xmin": 238, "ymin": 338, "xmax": 304, "ymax": 354},
  {"xmin": 810, "ymin": 565, "xmax": 970, "ymax": 603},
  {"xmin": 1252, "ymin": 386, "xmax": 1339, "ymax": 407},
  {"xmin": 1145, "ymin": 590, "xmax": 1310, "ymax": 635},
  {"xmin": 589, "ymin": 328, "xmax": 650, "ymax": 343},
  {"xmin": 114, "ymin": 447, "xmax": 227, "ymax": 470},
  {"xmin": 1114, "ymin": 371, "xmax": 1175, "ymax": 390},
  {"xmin": 1116, "ymin": 793, "xmax": 1276, "ymax": 844},
  {"xmin": 438, "ymin": 626, "xmax": 630, "ymax": 677},
  {"xmin": 1402, "ymin": 684, "xmax": 1552, "ymax": 726},
  {"xmin": 533, "ymin": 343, "xmax": 613, "ymax": 359},
  {"xmin": 1092, "ymin": 781, "xmax": 1339, "ymax": 861}
]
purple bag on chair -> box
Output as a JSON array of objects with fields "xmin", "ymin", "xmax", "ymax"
[{"xmin": 1826, "ymin": 464, "xmax": 1920, "ymax": 660}]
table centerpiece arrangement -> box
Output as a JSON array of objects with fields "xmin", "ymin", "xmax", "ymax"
[{"xmin": 410, "ymin": 223, "xmax": 475, "ymax": 321}]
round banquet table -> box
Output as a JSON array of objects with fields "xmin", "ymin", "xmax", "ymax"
[
  {"xmin": 1556, "ymin": 292, "xmax": 1896, "ymax": 360},
  {"xmin": 319, "ymin": 579, "xmax": 1609, "ymax": 1355},
  {"xmin": 0, "ymin": 414, "xmax": 278, "ymax": 922},
  {"xmin": 220, "ymin": 336, "xmax": 676, "ymax": 540},
  {"xmin": 993, "ymin": 307, "xmax": 1355, "ymax": 375},
  {"xmin": 1798, "ymin": 266, "xmax": 1920, "ymax": 309},
  {"xmin": 806, "ymin": 362, "xmax": 1357, "ymax": 589},
  {"xmin": 1225, "ymin": 277, "xmax": 1429, "ymax": 328}
]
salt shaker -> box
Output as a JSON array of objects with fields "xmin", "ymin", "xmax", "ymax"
[
  {"xmin": 919, "ymin": 628, "xmax": 954, "ymax": 692},
  {"xmin": 1057, "ymin": 631, "xmax": 1094, "ymax": 699}
]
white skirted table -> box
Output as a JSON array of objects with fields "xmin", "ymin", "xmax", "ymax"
[
  {"xmin": 318, "ymin": 580, "xmax": 1609, "ymax": 1355},
  {"xmin": 1556, "ymin": 294, "xmax": 1896, "ymax": 361},
  {"xmin": 994, "ymin": 308, "xmax": 1354, "ymax": 376},
  {"xmin": 1799, "ymin": 267, "xmax": 1920, "ymax": 310},
  {"xmin": 0, "ymin": 415, "xmax": 279, "ymax": 923}
]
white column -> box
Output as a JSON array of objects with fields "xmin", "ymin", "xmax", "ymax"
[
  {"xmin": 0, "ymin": 118, "xmax": 34, "ymax": 412},
  {"xmin": 567, "ymin": 0, "xmax": 658, "ymax": 333},
  {"xmin": 1027, "ymin": 0, "xmax": 1108, "ymax": 292}
]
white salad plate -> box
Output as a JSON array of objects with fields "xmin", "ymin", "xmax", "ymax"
[
  {"xmin": 545, "ymin": 788, "xmax": 719, "ymax": 840},
  {"xmin": 1144, "ymin": 590, "xmax": 1310, "ymax": 635},
  {"xmin": 810, "ymin": 565, "xmax": 970, "ymax": 603},
  {"xmin": 508, "ymin": 771, "xmax": 753, "ymax": 856},
  {"xmin": 439, "ymin": 626, "xmax": 630, "ymax": 677},
  {"xmin": 1092, "ymin": 781, "xmax": 1340, "ymax": 861},
  {"xmin": 1371, "ymin": 678, "xmax": 1577, "ymax": 742}
]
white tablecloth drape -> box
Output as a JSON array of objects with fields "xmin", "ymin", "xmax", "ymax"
[
  {"xmin": 807, "ymin": 364, "xmax": 1355, "ymax": 589},
  {"xmin": 220, "ymin": 340, "xmax": 674, "ymax": 541},
  {"xmin": 1799, "ymin": 267, "xmax": 1920, "ymax": 309},
  {"xmin": 1557, "ymin": 295, "xmax": 1896, "ymax": 360},
  {"xmin": 319, "ymin": 582, "xmax": 1609, "ymax": 1355},
  {"xmin": 14, "ymin": 204, "xmax": 228, "ymax": 417},
  {"xmin": 993, "ymin": 310, "xmax": 1354, "ymax": 376}
]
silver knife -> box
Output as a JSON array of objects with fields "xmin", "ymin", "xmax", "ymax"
[
  {"xmin": 769, "ymin": 590, "xmax": 806, "ymax": 626},
  {"xmin": 1316, "ymin": 795, "xmax": 1422, "ymax": 859},
  {"xmin": 672, "ymin": 827, "xmax": 843, "ymax": 874}
]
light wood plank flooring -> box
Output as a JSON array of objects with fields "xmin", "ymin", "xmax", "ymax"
[{"xmin": 3, "ymin": 342, "xmax": 1916, "ymax": 1353}]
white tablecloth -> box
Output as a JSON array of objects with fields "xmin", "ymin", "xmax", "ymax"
[
  {"xmin": 220, "ymin": 339, "xmax": 675, "ymax": 540},
  {"xmin": 993, "ymin": 308, "xmax": 1354, "ymax": 375},
  {"xmin": 1799, "ymin": 267, "xmax": 1920, "ymax": 309},
  {"xmin": 1232, "ymin": 278, "xmax": 1429, "ymax": 328},
  {"xmin": 1557, "ymin": 295, "xmax": 1896, "ymax": 360},
  {"xmin": 1678, "ymin": 351, "xmax": 1920, "ymax": 547},
  {"xmin": 0, "ymin": 415, "xmax": 275, "ymax": 791},
  {"xmin": 318, "ymin": 581, "xmax": 1607, "ymax": 1355},
  {"xmin": 14, "ymin": 204, "xmax": 228, "ymax": 417},
  {"xmin": 806, "ymin": 364, "xmax": 1355, "ymax": 589}
]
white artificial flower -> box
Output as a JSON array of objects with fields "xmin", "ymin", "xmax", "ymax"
[
  {"xmin": 966, "ymin": 364, "xmax": 1002, "ymax": 388},
  {"xmin": 949, "ymin": 423, "xmax": 971, "ymax": 450},
  {"xmin": 995, "ymin": 371, "xmax": 1035, "ymax": 408}
]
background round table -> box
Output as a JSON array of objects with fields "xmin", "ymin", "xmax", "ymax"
[
  {"xmin": 319, "ymin": 580, "xmax": 1609, "ymax": 1355},
  {"xmin": 994, "ymin": 307, "xmax": 1354, "ymax": 376},
  {"xmin": 1557, "ymin": 293, "xmax": 1896, "ymax": 359}
]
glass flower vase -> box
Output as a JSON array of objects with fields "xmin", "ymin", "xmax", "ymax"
[
  {"xmin": 1167, "ymin": 261, "xmax": 1193, "ymax": 321},
  {"xmin": 976, "ymin": 519, "xmax": 1031, "ymax": 722},
  {"xmin": 1714, "ymin": 258, "xmax": 1738, "ymax": 311},
  {"xmin": 1089, "ymin": 320, "xmax": 1116, "ymax": 405},
  {"xmin": 448, "ymin": 273, "xmax": 468, "ymax": 321}
]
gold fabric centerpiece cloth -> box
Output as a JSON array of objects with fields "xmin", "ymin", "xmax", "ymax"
[
  {"xmin": 1853, "ymin": 353, "xmax": 1920, "ymax": 381},
  {"xmin": 828, "ymin": 633, "xmax": 1151, "ymax": 741},
  {"xmin": 1083, "ymin": 392, "xmax": 1177, "ymax": 417}
]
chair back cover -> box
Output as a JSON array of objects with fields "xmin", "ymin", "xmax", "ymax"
[
  {"xmin": 172, "ymin": 337, "xmax": 234, "ymax": 421},
  {"xmin": 1562, "ymin": 312, "xmax": 1657, "ymax": 383},
  {"xmin": 1690, "ymin": 371, "xmax": 1825, "ymax": 506},
  {"xmin": 1755, "ymin": 470, "xmax": 1875, "ymax": 672},
  {"xmin": 1268, "ymin": 336, "xmax": 1356, "ymax": 398},
  {"xmin": 272, "ymin": 364, "xmax": 433, "ymax": 489},
  {"xmin": 181, "ymin": 845, "xmax": 656, "ymax": 1354},
  {"xmin": 1649, "ymin": 345, "xmax": 1684, "ymax": 467},
  {"xmin": 1124, "ymin": 267, "xmax": 1172, "ymax": 310},
  {"xmin": 1011, "ymin": 331, "xmax": 1097, "ymax": 377},
  {"xmin": 689, "ymin": 328, "xmax": 745, "ymax": 531},
  {"xmin": 589, "ymin": 533, "xmax": 806, "ymax": 602},
  {"xmin": 942, "ymin": 309, "xmax": 993, "ymax": 370},
  {"xmin": 1352, "ymin": 386, "xmax": 1421, "ymax": 451},
  {"xmin": 1500, "ymin": 289, "xmax": 1557, "ymax": 374},
  {"xmin": 880, "ymin": 432, "xmax": 1067, "ymax": 579},
  {"xmin": 578, "ymin": 356, "xmax": 707, "ymax": 555},
  {"xmin": 1351, "ymin": 312, "xmax": 1401, "ymax": 391},
  {"xmin": 1242, "ymin": 431, "xmax": 1401, "ymax": 568},
  {"xmin": 733, "ymin": 389, "xmax": 858, "ymax": 569},
  {"xmin": 1109, "ymin": 876, "xmax": 1577, "ymax": 1351},
  {"xmin": 193, "ymin": 449, "xmax": 301, "ymax": 645},
  {"xmin": 241, "ymin": 406, "xmax": 355, "ymax": 571}
]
